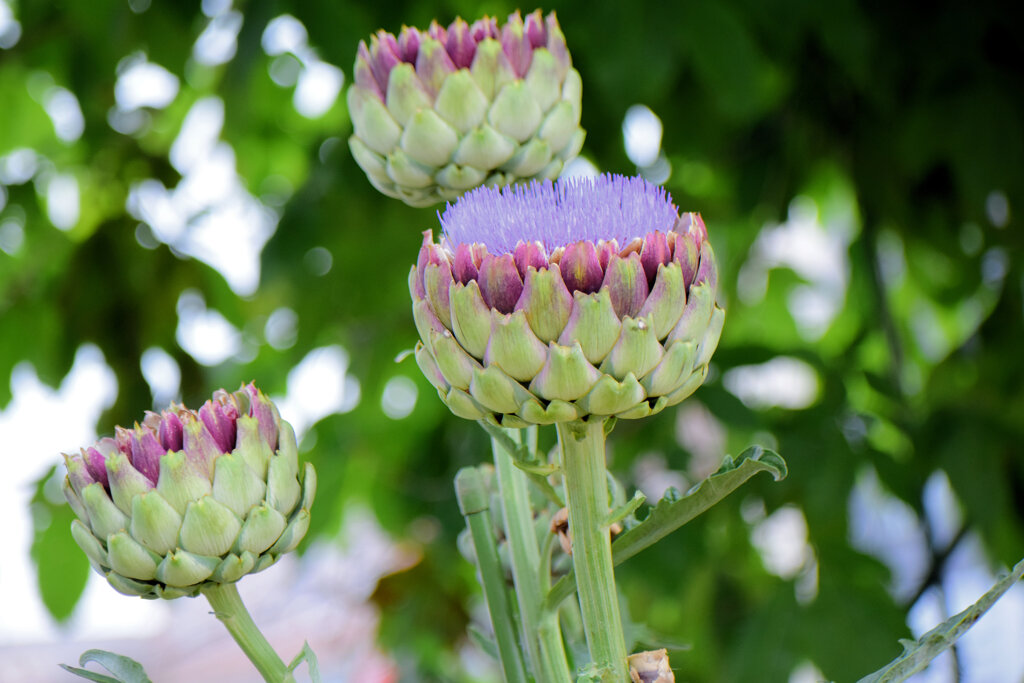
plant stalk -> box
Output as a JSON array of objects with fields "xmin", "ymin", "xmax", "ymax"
[
  {"xmin": 556, "ymin": 418, "xmax": 629, "ymax": 682},
  {"xmin": 492, "ymin": 427, "xmax": 572, "ymax": 683},
  {"xmin": 455, "ymin": 467, "xmax": 530, "ymax": 683},
  {"xmin": 201, "ymin": 582, "xmax": 292, "ymax": 683}
]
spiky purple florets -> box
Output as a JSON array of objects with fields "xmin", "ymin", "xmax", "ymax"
[
  {"xmin": 439, "ymin": 175, "xmax": 680, "ymax": 255},
  {"xmin": 410, "ymin": 174, "xmax": 723, "ymax": 426}
]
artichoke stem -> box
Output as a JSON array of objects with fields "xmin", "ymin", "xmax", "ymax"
[
  {"xmin": 556, "ymin": 418, "xmax": 629, "ymax": 682},
  {"xmin": 455, "ymin": 467, "xmax": 530, "ymax": 683},
  {"xmin": 491, "ymin": 426, "xmax": 573, "ymax": 683},
  {"xmin": 202, "ymin": 582, "xmax": 293, "ymax": 683}
]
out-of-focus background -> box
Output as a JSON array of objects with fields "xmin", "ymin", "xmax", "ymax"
[{"xmin": 1, "ymin": 0, "xmax": 1022, "ymax": 681}]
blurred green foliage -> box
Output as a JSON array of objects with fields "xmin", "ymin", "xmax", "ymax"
[{"xmin": 3, "ymin": 0, "xmax": 1022, "ymax": 680}]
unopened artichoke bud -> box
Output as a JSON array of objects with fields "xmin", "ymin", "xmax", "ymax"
[
  {"xmin": 61, "ymin": 383, "xmax": 316, "ymax": 600},
  {"xmin": 410, "ymin": 174, "xmax": 724, "ymax": 427},
  {"xmin": 348, "ymin": 10, "xmax": 585, "ymax": 207}
]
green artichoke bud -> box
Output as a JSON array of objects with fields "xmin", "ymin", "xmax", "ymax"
[
  {"xmin": 62, "ymin": 383, "xmax": 316, "ymax": 600},
  {"xmin": 410, "ymin": 174, "xmax": 724, "ymax": 427},
  {"xmin": 348, "ymin": 10, "xmax": 585, "ymax": 207}
]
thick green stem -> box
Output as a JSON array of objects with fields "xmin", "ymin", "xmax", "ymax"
[
  {"xmin": 556, "ymin": 419, "xmax": 629, "ymax": 682},
  {"xmin": 491, "ymin": 427, "xmax": 572, "ymax": 683},
  {"xmin": 455, "ymin": 468, "xmax": 530, "ymax": 683},
  {"xmin": 201, "ymin": 582, "xmax": 292, "ymax": 683}
]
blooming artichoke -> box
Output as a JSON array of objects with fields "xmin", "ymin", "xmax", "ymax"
[
  {"xmin": 348, "ymin": 10, "xmax": 585, "ymax": 207},
  {"xmin": 410, "ymin": 175, "xmax": 724, "ymax": 427},
  {"xmin": 62, "ymin": 384, "xmax": 316, "ymax": 600}
]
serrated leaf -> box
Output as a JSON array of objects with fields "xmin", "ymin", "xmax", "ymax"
[
  {"xmin": 610, "ymin": 445, "xmax": 786, "ymax": 566},
  {"xmin": 59, "ymin": 650, "xmax": 153, "ymax": 683},
  {"xmin": 287, "ymin": 641, "xmax": 322, "ymax": 683},
  {"xmin": 857, "ymin": 557, "xmax": 1024, "ymax": 683},
  {"xmin": 548, "ymin": 446, "xmax": 785, "ymax": 607}
]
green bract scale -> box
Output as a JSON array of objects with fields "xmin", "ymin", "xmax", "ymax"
[
  {"xmin": 411, "ymin": 175, "xmax": 725, "ymax": 427},
  {"xmin": 348, "ymin": 10, "xmax": 585, "ymax": 207},
  {"xmin": 61, "ymin": 384, "xmax": 316, "ymax": 600}
]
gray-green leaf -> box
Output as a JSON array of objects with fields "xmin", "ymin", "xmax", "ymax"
[
  {"xmin": 611, "ymin": 446, "xmax": 786, "ymax": 565},
  {"xmin": 858, "ymin": 557, "xmax": 1024, "ymax": 683},
  {"xmin": 547, "ymin": 446, "xmax": 785, "ymax": 608},
  {"xmin": 59, "ymin": 650, "xmax": 152, "ymax": 683}
]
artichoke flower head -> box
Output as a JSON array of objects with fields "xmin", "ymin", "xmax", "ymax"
[
  {"xmin": 62, "ymin": 383, "xmax": 316, "ymax": 600},
  {"xmin": 349, "ymin": 10, "xmax": 585, "ymax": 207},
  {"xmin": 411, "ymin": 174, "xmax": 725, "ymax": 427}
]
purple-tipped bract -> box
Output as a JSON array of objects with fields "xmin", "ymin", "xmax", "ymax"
[
  {"xmin": 348, "ymin": 9, "xmax": 585, "ymax": 207},
  {"xmin": 61, "ymin": 383, "xmax": 315, "ymax": 600},
  {"xmin": 411, "ymin": 174, "xmax": 725, "ymax": 427}
]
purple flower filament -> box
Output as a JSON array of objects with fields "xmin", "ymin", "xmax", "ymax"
[{"xmin": 439, "ymin": 174, "xmax": 680, "ymax": 254}]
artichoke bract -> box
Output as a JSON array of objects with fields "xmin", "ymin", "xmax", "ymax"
[
  {"xmin": 411, "ymin": 175, "xmax": 725, "ymax": 427},
  {"xmin": 348, "ymin": 10, "xmax": 585, "ymax": 207},
  {"xmin": 62, "ymin": 384, "xmax": 316, "ymax": 600}
]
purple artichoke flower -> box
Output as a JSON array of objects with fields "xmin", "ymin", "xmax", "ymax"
[
  {"xmin": 348, "ymin": 10, "xmax": 585, "ymax": 207},
  {"xmin": 62, "ymin": 384, "xmax": 316, "ymax": 600},
  {"xmin": 410, "ymin": 174, "xmax": 724, "ymax": 427}
]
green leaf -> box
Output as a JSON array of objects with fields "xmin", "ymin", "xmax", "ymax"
[
  {"xmin": 610, "ymin": 446, "xmax": 787, "ymax": 566},
  {"xmin": 58, "ymin": 666, "xmax": 122, "ymax": 683},
  {"xmin": 857, "ymin": 557, "xmax": 1024, "ymax": 683},
  {"xmin": 287, "ymin": 641, "xmax": 322, "ymax": 683},
  {"xmin": 513, "ymin": 461, "xmax": 559, "ymax": 477},
  {"xmin": 59, "ymin": 650, "xmax": 153, "ymax": 683},
  {"xmin": 477, "ymin": 420, "xmax": 530, "ymax": 462},
  {"xmin": 478, "ymin": 420, "xmax": 564, "ymax": 506},
  {"xmin": 547, "ymin": 446, "xmax": 785, "ymax": 608},
  {"xmin": 30, "ymin": 468, "xmax": 90, "ymax": 622},
  {"xmin": 604, "ymin": 490, "xmax": 646, "ymax": 529},
  {"xmin": 467, "ymin": 623, "xmax": 500, "ymax": 661}
]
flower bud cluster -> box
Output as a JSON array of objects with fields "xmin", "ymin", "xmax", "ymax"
[
  {"xmin": 62, "ymin": 384, "xmax": 316, "ymax": 599},
  {"xmin": 349, "ymin": 10, "xmax": 584, "ymax": 206}
]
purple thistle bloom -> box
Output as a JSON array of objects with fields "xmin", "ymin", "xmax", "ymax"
[
  {"xmin": 410, "ymin": 174, "xmax": 725, "ymax": 427},
  {"xmin": 439, "ymin": 175, "xmax": 681, "ymax": 256}
]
